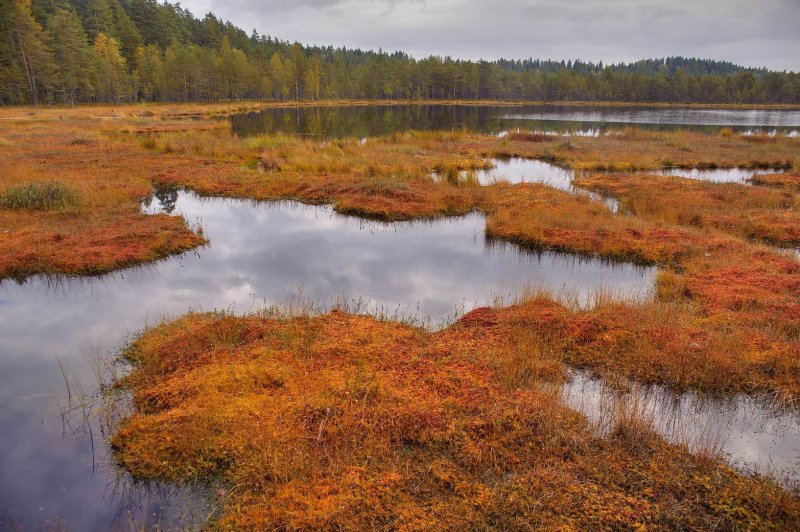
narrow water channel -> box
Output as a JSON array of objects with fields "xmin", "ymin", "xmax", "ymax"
[
  {"xmin": 562, "ymin": 370, "xmax": 800, "ymax": 485},
  {"xmin": 654, "ymin": 167, "xmax": 786, "ymax": 183},
  {"xmin": 433, "ymin": 157, "xmax": 620, "ymax": 211}
]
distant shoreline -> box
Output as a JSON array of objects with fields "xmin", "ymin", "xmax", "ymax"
[{"xmin": 3, "ymin": 99, "xmax": 800, "ymax": 116}]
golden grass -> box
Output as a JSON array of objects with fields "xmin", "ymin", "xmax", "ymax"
[
  {"xmin": 574, "ymin": 173, "xmax": 800, "ymax": 246},
  {"xmin": 751, "ymin": 172, "xmax": 800, "ymax": 190},
  {"xmin": 496, "ymin": 129, "xmax": 799, "ymax": 172},
  {"xmin": 0, "ymin": 116, "xmax": 239, "ymax": 278},
  {"xmin": 139, "ymin": 122, "xmax": 800, "ymax": 401}
]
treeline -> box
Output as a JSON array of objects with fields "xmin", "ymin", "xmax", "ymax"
[{"xmin": 2, "ymin": 0, "xmax": 799, "ymax": 105}]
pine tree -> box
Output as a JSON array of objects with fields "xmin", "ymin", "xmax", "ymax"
[
  {"xmin": 0, "ymin": 0, "xmax": 59, "ymax": 104},
  {"xmin": 74, "ymin": 0, "xmax": 115, "ymax": 41},
  {"xmin": 108, "ymin": 0, "xmax": 143, "ymax": 66}
]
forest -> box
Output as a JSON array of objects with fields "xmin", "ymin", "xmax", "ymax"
[{"xmin": 2, "ymin": 0, "xmax": 799, "ymax": 105}]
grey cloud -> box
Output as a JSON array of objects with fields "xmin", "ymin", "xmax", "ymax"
[{"xmin": 189, "ymin": 0, "xmax": 799, "ymax": 70}]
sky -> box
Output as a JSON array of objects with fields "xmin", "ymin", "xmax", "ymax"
[{"xmin": 177, "ymin": 0, "xmax": 800, "ymax": 71}]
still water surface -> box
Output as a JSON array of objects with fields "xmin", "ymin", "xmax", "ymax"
[
  {"xmin": 0, "ymin": 190, "xmax": 654, "ymax": 529},
  {"xmin": 563, "ymin": 370, "xmax": 800, "ymax": 485},
  {"xmin": 654, "ymin": 167, "xmax": 785, "ymax": 183},
  {"xmin": 231, "ymin": 104, "xmax": 800, "ymax": 138},
  {"xmin": 434, "ymin": 157, "xmax": 619, "ymax": 211}
]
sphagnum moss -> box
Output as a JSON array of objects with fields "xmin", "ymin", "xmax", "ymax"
[{"xmin": 111, "ymin": 310, "xmax": 800, "ymax": 530}]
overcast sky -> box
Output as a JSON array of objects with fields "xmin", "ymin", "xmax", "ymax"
[{"xmin": 178, "ymin": 0, "xmax": 800, "ymax": 71}]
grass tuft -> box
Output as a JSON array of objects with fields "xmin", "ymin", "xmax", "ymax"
[{"xmin": 0, "ymin": 182, "xmax": 81, "ymax": 211}]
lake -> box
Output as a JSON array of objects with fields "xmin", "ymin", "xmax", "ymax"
[{"xmin": 230, "ymin": 104, "xmax": 800, "ymax": 138}]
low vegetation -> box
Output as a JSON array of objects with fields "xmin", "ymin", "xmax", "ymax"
[
  {"xmin": 574, "ymin": 172, "xmax": 800, "ymax": 245},
  {"xmin": 751, "ymin": 172, "xmax": 800, "ymax": 190},
  {"xmin": 3, "ymin": 101, "xmax": 800, "ymax": 527},
  {"xmin": 112, "ymin": 309, "xmax": 799, "ymax": 529},
  {"xmin": 0, "ymin": 182, "xmax": 81, "ymax": 211},
  {"xmin": 0, "ymin": 111, "xmax": 213, "ymax": 278}
]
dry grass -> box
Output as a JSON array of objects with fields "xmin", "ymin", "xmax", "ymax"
[
  {"xmin": 751, "ymin": 172, "xmax": 800, "ymax": 190},
  {"xmin": 111, "ymin": 310, "xmax": 800, "ymax": 529},
  {"xmin": 496, "ymin": 128, "xmax": 799, "ymax": 172},
  {"xmin": 505, "ymin": 131, "xmax": 558, "ymax": 142},
  {"xmin": 143, "ymin": 129, "xmax": 489, "ymax": 220},
  {"xmin": 574, "ymin": 173, "xmax": 800, "ymax": 246},
  {"xmin": 123, "ymin": 113, "xmax": 800, "ymax": 401},
  {"xmin": 0, "ymin": 114, "xmax": 239, "ymax": 278}
]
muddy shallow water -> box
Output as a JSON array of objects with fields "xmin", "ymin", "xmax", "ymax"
[{"xmin": 0, "ymin": 190, "xmax": 656, "ymax": 529}]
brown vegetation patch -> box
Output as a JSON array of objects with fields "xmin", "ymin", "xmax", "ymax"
[
  {"xmin": 5, "ymin": 102, "xmax": 799, "ymax": 527},
  {"xmin": 0, "ymin": 114, "xmax": 249, "ymax": 278},
  {"xmin": 505, "ymin": 131, "xmax": 558, "ymax": 142},
  {"xmin": 574, "ymin": 173, "xmax": 800, "ymax": 246},
  {"xmin": 3, "ymin": 104, "xmax": 799, "ymax": 399},
  {"xmin": 751, "ymin": 172, "xmax": 800, "ymax": 190}
]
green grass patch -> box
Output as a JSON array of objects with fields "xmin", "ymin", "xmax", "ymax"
[{"xmin": 0, "ymin": 182, "xmax": 81, "ymax": 211}]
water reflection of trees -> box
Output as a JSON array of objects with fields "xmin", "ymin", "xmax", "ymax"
[
  {"xmin": 229, "ymin": 105, "xmax": 800, "ymax": 139},
  {"xmin": 230, "ymin": 104, "xmax": 512, "ymax": 138},
  {"xmin": 154, "ymin": 186, "xmax": 179, "ymax": 214}
]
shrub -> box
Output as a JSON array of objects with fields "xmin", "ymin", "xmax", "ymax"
[{"xmin": 0, "ymin": 182, "xmax": 81, "ymax": 211}]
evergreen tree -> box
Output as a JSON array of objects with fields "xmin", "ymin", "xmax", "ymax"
[
  {"xmin": 108, "ymin": 0, "xmax": 143, "ymax": 66},
  {"xmin": 2, "ymin": 0, "xmax": 799, "ymax": 105},
  {"xmin": 0, "ymin": 0, "xmax": 59, "ymax": 104},
  {"xmin": 46, "ymin": 7, "xmax": 97, "ymax": 103},
  {"xmin": 73, "ymin": 0, "xmax": 114, "ymax": 41}
]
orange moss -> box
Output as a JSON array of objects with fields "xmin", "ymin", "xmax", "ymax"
[
  {"xmin": 505, "ymin": 131, "xmax": 557, "ymax": 142},
  {"xmin": 153, "ymin": 165, "xmax": 482, "ymax": 221},
  {"xmin": 0, "ymin": 210, "xmax": 203, "ymax": 278},
  {"xmin": 751, "ymin": 172, "xmax": 800, "ymax": 190},
  {"xmin": 6, "ymin": 103, "xmax": 795, "ymax": 525},
  {"xmin": 483, "ymin": 182, "xmax": 706, "ymax": 264},
  {"xmin": 574, "ymin": 172, "xmax": 800, "ymax": 246},
  {"xmin": 0, "ymin": 117, "xmax": 239, "ymax": 278},
  {"xmin": 2, "ymin": 104, "xmax": 800, "ymax": 396},
  {"xmin": 111, "ymin": 310, "xmax": 799, "ymax": 529},
  {"xmin": 495, "ymin": 129, "xmax": 799, "ymax": 171},
  {"xmin": 4, "ymin": 106, "xmax": 799, "ymax": 398}
]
